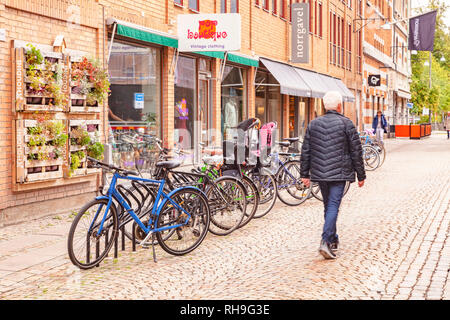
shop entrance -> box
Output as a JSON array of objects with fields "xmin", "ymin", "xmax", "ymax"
[
  {"xmin": 196, "ymin": 71, "xmax": 212, "ymax": 163},
  {"xmin": 288, "ymin": 96, "xmax": 308, "ymax": 139}
]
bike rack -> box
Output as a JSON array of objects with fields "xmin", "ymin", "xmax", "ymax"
[{"xmin": 93, "ymin": 181, "xmax": 158, "ymax": 267}]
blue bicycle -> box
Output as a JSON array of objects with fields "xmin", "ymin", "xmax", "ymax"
[{"xmin": 68, "ymin": 157, "xmax": 211, "ymax": 269}]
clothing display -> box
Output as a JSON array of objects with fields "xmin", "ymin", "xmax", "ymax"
[
  {"xmin": 223, "ymin": 98, "xmax": 238, "ymax": 140},
  {"xmin": 175, "ymin": 99, "xmax": 189, "ymax": 129},
  {"xmin": 175, "ymin": 98, "xmax": 189, "ymax": 147}
]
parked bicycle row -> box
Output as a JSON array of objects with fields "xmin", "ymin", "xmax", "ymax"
[{"xmin": 67, "ymin": 117, "xmax": 384, "ymax": 269}]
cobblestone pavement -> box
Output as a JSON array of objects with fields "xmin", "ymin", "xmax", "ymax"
[{"xmin": 0, "ymin": 134, "xmax": 449, "ymax": 300}]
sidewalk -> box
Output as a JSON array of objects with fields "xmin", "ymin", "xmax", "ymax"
[
  {"xmin": 0, "ymin": 212, "xmax": 74, "ymax": 292},
  {"xmin": 0, "ymin": 134, "xmax": 449, "ymax": 299}
]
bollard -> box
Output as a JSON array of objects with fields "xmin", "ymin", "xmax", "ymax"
[
  {"xmin": 114, "ymin": 230, "xmax": 118, "ymax": 259},
  {"xmin": 121, "ymin": 225, "xmax": 125, "ymax": 251},
  {"xmin": 132, "ymin": 222, "xmax": 136, "ymax": 252}
]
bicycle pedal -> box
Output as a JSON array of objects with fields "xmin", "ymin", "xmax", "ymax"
[{"xmin": 140, "ymin": 242, "xmax": 151, "ymax": 249}]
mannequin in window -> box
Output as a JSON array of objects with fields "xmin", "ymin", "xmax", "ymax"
[
  {"xmin": 224, "ymin": 89, "xmax": 238, "ymax": 140},
  {"xmin": 175, "ymin": 98, "xmax": 189, "ymax": 147}
]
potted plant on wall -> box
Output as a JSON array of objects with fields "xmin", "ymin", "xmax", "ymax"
[
  {"xmin": 71, "ymin": 57, "xmax": 110, "ymax": 108},
  {"xmin": 26, "ymin": 119, "xmax": 67, "ymax": 174},
  {"xmin": 25, "ymin": 44, "xmax": 67, "ymax": 109}
]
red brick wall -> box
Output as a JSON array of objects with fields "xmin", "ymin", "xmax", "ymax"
[{"xmin": 0, "ymin": 4, "xmax": 101, "ymax": 213}]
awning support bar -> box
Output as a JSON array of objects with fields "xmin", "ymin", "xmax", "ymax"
[
  {"xmin": 107, "ymin": 22, "xmax": 117, "ymax": 65},
  {"xmin": 170, "ymin": 48, "xmax": 180, "ymax": 76},
  {"xmin": 220, "ymin": 52, "xmax": 229, "ymax": 82}
]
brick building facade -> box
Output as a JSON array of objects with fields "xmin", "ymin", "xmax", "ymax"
[
  {"xmin": 361, "ymin": 0, "xmax": 411, "ymax": 129},
  {"xmin": 0, "ymin": 0, "xmax": 410, "ymax": 225}
]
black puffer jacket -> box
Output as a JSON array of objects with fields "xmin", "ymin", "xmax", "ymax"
[{"xmin": 300, "ymin": 110, "xmax": 366, "ymax": 182}]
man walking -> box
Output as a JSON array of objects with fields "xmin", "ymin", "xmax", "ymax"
[{"xmin": 300, "ymin": 91, "xmax": 366, "ymax": 259}]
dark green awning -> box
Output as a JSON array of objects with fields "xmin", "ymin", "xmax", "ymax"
[
  {"xmin": 228, "ymin": 53, "xmax": 259, "ymax": 67},
  {"xmin": 116, "ymin": 23, "xmax": 178, "ymax": 48},
  {"xmin": 194, "ymin": 51, "xmax": 226, "ymax": 59},
  {"xmin": 111, "ymin": 19, "xmax": 258, "ymax": 63}
]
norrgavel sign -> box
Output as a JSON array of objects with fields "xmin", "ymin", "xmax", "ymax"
[{"xmin": 291, "ymin": 3, "xmax": 309, "ymax": 64}]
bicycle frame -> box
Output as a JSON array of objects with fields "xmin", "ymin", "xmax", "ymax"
[
  {"xmin": 93, "ymin": 171, "xmax": 195, "ymax": 238},
  {"xmin": 270, "ymin": 152, "xmax": 301, "ymax": 188}
]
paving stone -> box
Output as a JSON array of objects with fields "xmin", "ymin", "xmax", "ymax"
[{"xmin": 0, "ymin": 135, "xmax": 449, "ymax": 300}]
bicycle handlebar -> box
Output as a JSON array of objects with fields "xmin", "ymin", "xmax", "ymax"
[{"xmin": 87, "ymin": 156, "xmax": 139, "ymax": 176}]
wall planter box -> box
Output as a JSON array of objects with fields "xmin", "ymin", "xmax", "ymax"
[
  {"xmin": 11, "ymin": 41, "xmax": 104, "ymax": 191},
  {"xmin": 67, "ymin": 119, "xmax": 102, "ymax": 177},
  {"xmin": 69, "ymin": 57, "xmax": 102, "ymax": 113},
  {"xmin": 16, "ymin": 119, "xmax": 67, "ymax": 183},
  {"xmin": 13, "ymin": 47, "xmax": 70, "ymax": 113}
]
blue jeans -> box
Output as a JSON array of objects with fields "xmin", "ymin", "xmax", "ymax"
[{"xmin": 318, "ymin": 181, "xmax": 346, "ymax": 244}]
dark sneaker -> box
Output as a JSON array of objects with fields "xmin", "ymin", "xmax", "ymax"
[
  {"xmin": 330, "ymin": 241, "xmax": 339, "ymax": 253},
  {"xmin": 319, "ymin": 240, "xmax": 337, "ymax": 259}
]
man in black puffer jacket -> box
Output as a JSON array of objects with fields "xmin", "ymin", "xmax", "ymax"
[{"xmin": 300, "ymin": 91, "xmax": 366, "ymax": 259}]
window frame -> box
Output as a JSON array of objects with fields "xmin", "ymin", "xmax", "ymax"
[
  {"xmin": 230, "ymin": 0, "xmax": 239, "ymax": 13},
  {"xmin": 318, "ymin": 2, "xmax": 322, "ymax": 37},
  {"xmin": 188, "ymin": 0, "xmax": 199, "ymax": 12}
]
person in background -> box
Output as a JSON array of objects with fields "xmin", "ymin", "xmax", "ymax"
[
  {"xmin": 300, "ymin": 91, "xmax": 366, "ymax": 260},
  {"xmin": 372, "ymin": 110, "xmax": 388, "ymax": 144},
  {"xmin": 445, "ymin": 115, "xmax": 450, "ymax": 139}
]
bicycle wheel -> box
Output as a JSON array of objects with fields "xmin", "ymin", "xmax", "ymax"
[
  {"xmin": 206, "ymin": 176, "xmax": 247, "ymax": 236},
  {"xmin": 155, "ymin": 188, "xmax": 210, "ymax": 256},
  {"xmin": 310, "ymin": 181, "xmax": 350, "ymax": 202},
  {"xmin": 276, "ymin": 160, "xmax": 311, "ymax": 206},
  {"xmin": 372, "ymin": 142, "xmax": 386, "ymax": 167},
  {"xmin": 247, "ymin": 167, "xmax": 278, "ymax": 219},
  {"xmin": 238, "ymin": 175, "xmax": 260, "ymax": 228},
  {"xmin": 67, "ymin": 199, "xmax": 118, "ymax": 270},
  {"xmin": 310, "ymin": 182, "xmax": 322, "ymax": 201},
  {"xmin": 362, "ymin": 145, "xmax": 380, "ymax": 171}
]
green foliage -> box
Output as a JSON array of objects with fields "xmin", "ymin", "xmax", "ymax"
[
  {"xmin": 25, "ymin": 44, "xmax": 43, "ymax": 66},
  {"xmin": 410, "ymin": 0, "xmax": 450, "ymax": 119},
  {"xmin": 70, "ymin": 153, "xmax": 81, "ymax": 172},
  {"xmin": 72, "ymin": 57, "xmax": 110, "ymax": 105},
  {"xmin": 71, "ymin": 126, "xmax": 91, "ymax": 146},
  {"xmin": 417, "ymin": 115, "xmax": 430, "ymax": 124},
  {"xmin": 86, "ymin": 142, "xmax": 104, "ymax": 160}
]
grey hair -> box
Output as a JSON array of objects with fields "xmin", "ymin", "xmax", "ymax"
[{"xmin": 323, "ymin": 91, "xmax": 343, "ymax": 110}]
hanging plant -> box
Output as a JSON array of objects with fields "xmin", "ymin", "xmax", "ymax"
[
  {"xmin": 70, "ymin": 126, "xmax": 91, "ymax": 146},
  {"xmin": 27, "ymin": 120, "xmax": 67, "ymax": 165},
  {"xmin": 25, "ymin": 44, "xmax": 44, "ymax": 68},
  {"xmin": 70, "ymin": 153, "xmax": 81, "ymax": 173},
  {"xmin": 86, "ymin": 141, "xmax": 104, "ymax": 160},
  {"xmin": 72, "ymin": 57, "xmax": 110, "ymax": 105}
]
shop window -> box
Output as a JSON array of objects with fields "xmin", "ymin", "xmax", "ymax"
[
  {"xmin": 108, "ymin": 42, "xmax": 161, "ymax": 137},
  {"xmin": 221, "ymin": 65, "xmax": 247, "ymax": 139},
  {"xmin": 174, "ymin": 0, "xmax": 183, "ymax": 6},
  {"xmin": 255, "ymin": 71, "xmax": 282, "ymax": 129},
  {"xmin": 174, "ymin": 56, "xmax": 196, "ymax": 150}
]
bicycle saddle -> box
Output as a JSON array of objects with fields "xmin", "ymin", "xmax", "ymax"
[
  {"xmin": 276, "ymin": 141, "xmax": 290, "ymax": 148},
  {"xmin": 155, "ymin": 160, "xmax": 181, "ymax": 169}
]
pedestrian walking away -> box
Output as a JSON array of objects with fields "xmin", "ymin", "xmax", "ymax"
[
  {"xmin": 300, "ymin": 91, "xmax": 366, "ymax": 260},
  {"xmin": 372, "ymin": 110, "xmax": 388, "ymax": 145},
  {"xmin": 445, "ymin": 115, "xmax": 450, "ymax": 139}
]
